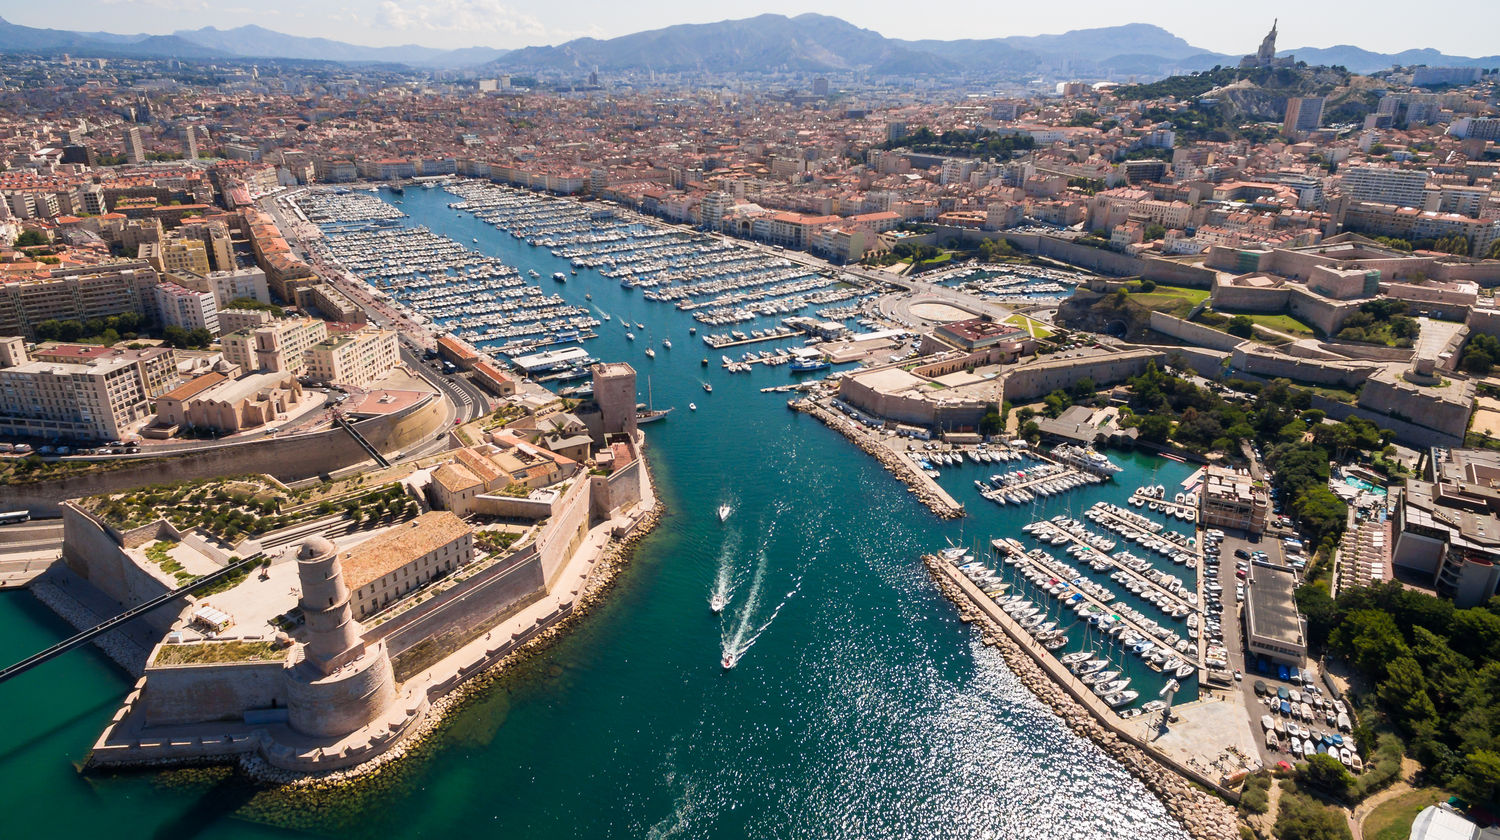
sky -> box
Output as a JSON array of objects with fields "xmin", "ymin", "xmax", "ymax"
[{"xmin": 4, "ymin": 0, "xmax": 1499, "ymax": 57}]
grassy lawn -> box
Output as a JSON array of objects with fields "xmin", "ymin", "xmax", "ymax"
[
  {"xmin": 1129, "ymin": 284, "xmax": 1211, "ymax": 317},
  {"xmin": 1004, "ymin": 314, "xmax": 1054, "ymax": 338},
  {"xmin": 1364, "ymin": 788, "xmax": 1449, "ymax": 840},
  {"xmin": 1243, "ymin": 312, "xmax": 1319, "ymax": 337},
  {"xmin": 154, "ymin": 640, "xmax": 282, "ymax": 665}
]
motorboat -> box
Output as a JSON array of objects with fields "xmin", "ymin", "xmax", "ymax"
[
  {"xmin": 689, "ymin": 403, "xmax": 697, "ymax": 411},
  {"xmin": 718, "ymin": 504, "xmax": 732, "ymax": 522},
  {"xmin": 710, "ymin": 592, "xmax": 727, "ymax": 613},
  {"xmin": 703, "ymin": 382, "xmax": 713, "ymax": 393}
]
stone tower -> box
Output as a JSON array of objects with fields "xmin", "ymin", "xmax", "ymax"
[
  {"xmin": 591, "ymin": 362, "xmax": 637, "ymax": 440},
  {"xmin": 285, "ymin": 536, "xmax": 398, "ymax": 738},
  {"xmin": 1257, "ymin": 20, "xmax": 1278, "ymax": 65},
  {"xmin": 295, "ymin": 536, "xmax": 365, "ymax": 675}
]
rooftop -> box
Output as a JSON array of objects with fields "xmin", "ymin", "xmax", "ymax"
[
  {"xmin": 339, "ymin": 510, "xmax": 470, "ymax": 591},
  {"xmin": 1246, "ymin": 561, "xmax": 1304, "ymax": 649}
]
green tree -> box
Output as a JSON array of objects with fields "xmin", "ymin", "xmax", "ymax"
[
  {"xmin": 1300, "ymin": 753, "xmax": 1353, "ymax": 798},
  {"xmin": 1227, "ymin": 315, "xmax": 1255, "ymax": 338},
  {"xmin": 13, "ymin": 229, "xmax": 47, "ymax": 248},
  {"xmin": 1330, "ymin": 609, "xmax": 1410, "ymax": 675},
  {"xmin": 1453, "ymin": 749, "xmax": 1500, "ymax": 806},
  {"xmin": 1377, "ymin": 656, "xmax": 1439, "ymax": 731}
]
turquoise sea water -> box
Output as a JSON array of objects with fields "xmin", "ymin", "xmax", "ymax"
[{"xmin": 0, "ymin": 187, "xmax": 1195, "ymax": 839}]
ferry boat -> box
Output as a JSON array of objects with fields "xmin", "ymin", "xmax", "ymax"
[{"xmin": 789, "ymin": 357, "xmax": 830, "ymax": 372}]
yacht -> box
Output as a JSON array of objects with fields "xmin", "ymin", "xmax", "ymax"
[
  {"xmin": 644, "ymin": 348, "xmax": 656, "ymax": 358},
  {"xmin": 663, "ymin": 339, "xmax": 672, "ymax": 349},
  {"xmin": 553, "ymin": 272, "xmax": 567, "ymax": 282},
  {"xmin": 626, "ymin": 332, "xmax": 636, "ymax": 341}
]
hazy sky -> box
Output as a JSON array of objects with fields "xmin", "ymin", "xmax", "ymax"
[{"xmin": 5, "ymin": 0, "xmax": 1499, "ymax": 56}]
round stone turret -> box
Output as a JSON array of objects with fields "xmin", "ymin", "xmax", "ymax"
[{"xmin": 295, "ymin": 536, "xmax": 365, "ymax": 676}]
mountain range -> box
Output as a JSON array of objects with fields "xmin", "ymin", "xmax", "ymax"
[{"xmin": 1, "ymin": 13, "xmax": 1496, "ymax": 78}]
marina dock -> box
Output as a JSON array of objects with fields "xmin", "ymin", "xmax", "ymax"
[
  {"xmin": 703, "ymin": 329, "xmax": 803, "ymax": 349},
  {"xmin": 1002, "ymin": 545, "xmax": 1203, "ymax": 670}
]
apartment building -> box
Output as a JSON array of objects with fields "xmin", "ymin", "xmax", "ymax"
[
  {"xmin": 1341, "ymin": 166, "xmax": 1431, "ymax": 208},
  {"xmin": 1199, "ymin": 465, "xmax": 1269, "ymax": 533},
  {"xmin": 1394, "ymin": 448, "xmax": 1500, "ymax": 607},
  {"xmin": 151, "ymin": 281, "xmax": 220, "ymax": 336},
  {"xmin": 206, "ymin": 268, "xmax": 270, "ymax": 307},
  {"xmin": 220, "ymin": 317, "xmax": 328, "ymax": 376},
  {"xmin": 0, "ymin": 263, "xmax": 160, "ymax": 339},
  {"xmin": 0, "ymin": 355, "xmax": 149, "ymax": 441},
  {"xmin": 1283, "ymin": 97, "xmax": 1325, "ymax": 136},
  {"xmin": 140, "ymin": 238, "xmax": 211, "ymax": 278},
  {"xmin": 32, "ymin": 344, "xmax": 178, "ymax": 399},
  {"xmin": 1342, "ymin": 202, "xmax": 1500, "ymax": 258},
  {"xmin": 304, "ymin": 328, "xmax": 398, "ymax": 388}
]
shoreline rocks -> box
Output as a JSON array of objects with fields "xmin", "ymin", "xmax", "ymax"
[
  {"xmin": 922, "ymin": 554, "xmax": 1241, "ymax": 840},
  {"xmin": 794, "ymin": 399, "xmax": 964, "ymax": 520}
]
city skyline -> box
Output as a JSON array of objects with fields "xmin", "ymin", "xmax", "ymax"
[{"xmin": 6, "ymin": 0, "xmax": 1500, "ymax": 59}]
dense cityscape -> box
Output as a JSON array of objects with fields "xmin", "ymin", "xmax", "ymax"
[{"xmin": 1, "ymin": 8, "xmax": 1499, "ymax": 840}]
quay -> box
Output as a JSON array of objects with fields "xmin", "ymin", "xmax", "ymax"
[
  {"xmin": 923, "ymin": 553, "xmax": 1240, "ymax": 840},
  {"xmin": 702, "ymin": 328, "xmax": 803, "ymax": 349},
  {"xmin": 1004, "ymin": 544, "xmax": 1203, "ymax": 670}
]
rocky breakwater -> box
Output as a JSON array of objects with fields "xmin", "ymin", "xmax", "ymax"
[
  {"xmin": 793, "ymin": 399, "xmax": 964, "ymax": 520},
  {"xmin": 923, "ymin": 554, "xmax": 1241, "ymax": 840}
]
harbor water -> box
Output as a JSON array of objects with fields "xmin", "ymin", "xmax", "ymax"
[{"xmin": 0, "ymin": 186, "xmax": 1192, "ymax": 839}]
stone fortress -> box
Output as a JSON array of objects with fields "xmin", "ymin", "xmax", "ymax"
[{"xmin": 68, "ymin": 363, "xmax": 655, "ymax": 774}]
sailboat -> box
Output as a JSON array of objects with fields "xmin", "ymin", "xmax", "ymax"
[{"xmin": 636, "ymin": 375, "xmax": 673, "ymax": 424}]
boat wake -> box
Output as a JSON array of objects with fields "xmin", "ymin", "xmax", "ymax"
[
  {"xmin": 720, "ymin": 552, "xmax": 801, "ymax": 669},
  {"xmin": 708, "ymin": 534, "xmax": 738, "ymax": 614}
]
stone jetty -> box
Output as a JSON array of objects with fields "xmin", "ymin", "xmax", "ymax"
[
  {"xmin": 923, "ymin": 553, "xmax": 1241, "ymax": 840},
  {"xmin": 793, "ymin": 398, "xmax": 965, "ymax": 519}
]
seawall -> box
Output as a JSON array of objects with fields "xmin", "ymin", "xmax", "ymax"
[{"xmin": 923, "ymin": 553, "xmax": 1240, "ymax": 840}]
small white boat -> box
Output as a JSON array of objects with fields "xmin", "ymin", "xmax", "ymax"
[
  {"xmin": 718, "ymin": 504, "xmax": 732, "ymax": 522},
  {"xmin": 663, "ymin": 339, "xmax": 672, "ymax": 349},
  {"xmin": 689, "ymin": 403, "xmax": 697, "ymax": 411},
  {"xmin": 703, "ymin": 382, "xmax": 713, "ymax": 393},
  {"xmin": 645, "ymin": 348, "xmax": 656, "ymax": 358},
  {"xmin": 626, "ymin": 332, "xmax": 636, "ymax": 341},
  {"xmin": 710, "ymin": 592, "xmax": 728, "ymax": 613}
]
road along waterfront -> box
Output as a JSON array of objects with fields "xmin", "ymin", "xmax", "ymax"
[{"xmin": 0, "ymin": 185, "xmax": 1205, "ymax": 839}]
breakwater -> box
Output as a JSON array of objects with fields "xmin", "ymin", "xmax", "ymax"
[
  {"xmin": 924, "ymin": 553, "xmax": 1240, "ymax": 840},
  {"xmin": 792, "ymin": 397, "xmax": 966, "ymax": 519}
]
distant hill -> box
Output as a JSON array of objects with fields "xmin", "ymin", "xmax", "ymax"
[
  {"xmin": 169, "ymin": 25, "xmax": 508, "ymax": 66},
  {"xmin": 490, "ymin": 16, "xmax": 1240, "ymax": 77},
  {"xmin": 0, "ymin": 13, "xmax": 1493, "ymax": 80},
  {"xmin": 1283, "ymin": 45, "xmax": 1500, "ymax": 75},
  {"xmin": 1113, "ymin": 64, "xmax": 1384, "ymax": 134}
]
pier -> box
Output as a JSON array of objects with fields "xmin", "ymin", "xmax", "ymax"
[
  {"xmin": 1034, "ymin": 523, "xmax": 1198, "ymax": 617},
  {"xmin": 702, "ymin": 328, "xmax": 803, "ymax": 349},
  {"xmin": 1005, "ymin": 546, "xmax": 1203, "ymax": 670}
]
